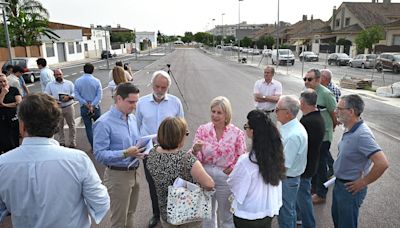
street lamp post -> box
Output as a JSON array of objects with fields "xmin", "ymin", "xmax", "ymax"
[
  {"xmin": 0, "ymin": 1, "xmax": 12, "ymax": 62},
  {"xmin": 103, "ymin": 29, "xmax": 110, "ymax": 69},
  {"xmin": 238, "ymin": 0, "xmax": 243, "ymax": 62},
  {"xmin": 221, "ymin": 13, "xmax": 225, "ymax": 45},
  {"xmin": 212, "ymin": 18, "xmax": 215, "ymax": 51},
  {"xmin": 276, "ymin": 0, "xmax": 280, "ymax": 68}
]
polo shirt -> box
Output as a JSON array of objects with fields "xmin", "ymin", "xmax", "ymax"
[
  {"xmin": 315, "ymin": 84, "xmax": 336, "ymax": 142},
  {"xmin": 334, "ymin": 120, "xmax": 381, "ymax": 181}
]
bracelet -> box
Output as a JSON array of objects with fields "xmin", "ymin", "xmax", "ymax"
[{"xmin": 122, "ymin": 150, "xmax": 129, "ymax": 158}]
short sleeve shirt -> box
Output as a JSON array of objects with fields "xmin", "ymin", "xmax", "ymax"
[
  {"xmin": 315, "ymin": 84, "xmax": 337, "ymax": 142},
  {"xmin": 146, "ymin": 149, "xmax": 197, "ymax": 221},
  {"xmin": 334, "ymin": 121, "xmax": 381, "ymax": 180},
  {"xmin": 253, "ymin": 79, "xmax": 282, "ymax": 111}
]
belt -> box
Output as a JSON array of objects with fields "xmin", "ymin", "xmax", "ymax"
[
  {"xmin": 287, "ymin": 176, "xmax": 298, "ymax": 179},
  {"xmin": 107, "ymin": 164, "xmax": 139, "ymax": 171},
  {"xmin": 336, "ymin": 178, "xmax": 353, "ymax": 183}
]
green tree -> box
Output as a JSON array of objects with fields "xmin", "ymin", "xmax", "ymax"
[
  {"xmin": 181, "ymin": 31, "xmax": 193, "ymax": 43},
  {"xmin": 193, "ymin": 32, "xmax": 213, "ymax": 45},
  {"xmin": 223, "ymin": 35, "xmax": 235, "ymax": 45},
  {"xmin": 110, "ymin": 31, "xmax": 134, "ymax": 43},
  {"xmin": 355, "ymin": 25, "xmax": 384, "ymax": 53},
  {"xmin": 240, "ymin": 37, "xmax": 253, "ymax": 47},
  {"xmin": 255, "ymin": 35, "xmax": 275, "ymax": 49},
  {"xmin": 4, "ymin": 0, "xmax": 58, "ymax": 46}
]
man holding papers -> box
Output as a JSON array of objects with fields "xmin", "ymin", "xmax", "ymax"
[
  {"xmin": 93, "ymin": 83, "xmax": 145, "ymax": 228},
  {"xmin": 136, "ymin": 70, "xmax": 184, "ymax": 228}
]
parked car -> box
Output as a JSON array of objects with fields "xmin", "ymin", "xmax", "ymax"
[
  {"xmin": 101, "ymin": 50, "xmax": 113, "ymax": 59},
  {"xmin": 1, "ymin": 58, "xmax": 40, "ymax": 83},
  {"xmin": 299, "ymin": 51, "xmax": 319, "ymax": 62},
  {"xmin": 262, "ymin": 49, "xmax": 272, "ymax": 57},
  {"xmin": 375, "ymin": 52, "xmax": 400, "ymax": 73},
  {"xmin": 271, "ymin": 49, "xmax": 295, "ymax": 65},
  {"xmin": 349, "ymin": 54, "xmax": 377, "ymax": 69},
  {"xmin": 327, "ymin": 53, "xmax": 351, "ymax": 66}
]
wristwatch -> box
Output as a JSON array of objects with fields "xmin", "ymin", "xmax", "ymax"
[{"xmin": 122, "ymin": 150, "xmax": 129, "ymax": 158}]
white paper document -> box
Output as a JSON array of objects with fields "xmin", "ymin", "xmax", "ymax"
[
  {"xmin": 135, "ymin": 134, "xmax": 157, "ymax": 155},
  {"xmin": 323, "ymin": 177, "xmax": 336, "ymax": 188},
  {"xmin": 173, "ymin": 177, "xmax": 200, "ymax": 191}
]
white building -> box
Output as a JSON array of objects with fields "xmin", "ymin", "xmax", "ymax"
[{"xmin": 135, "ymin": 31, "xmax": 157, "ymax": 51}]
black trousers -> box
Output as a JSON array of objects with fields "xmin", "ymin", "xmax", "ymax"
[
  {"xmin": 143, "ymin": 158, "xmax": 160, "ymax": 217},
  {"xmin": 233, "ymin": 215, "xmax": 273, "ymax": 228}
]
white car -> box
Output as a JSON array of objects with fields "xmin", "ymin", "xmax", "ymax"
[{"xmin": 271, "ymin": 49, "xmax": 295, "ymax": 65}]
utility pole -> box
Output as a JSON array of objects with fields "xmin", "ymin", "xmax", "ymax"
[
  {"xmin": 104, "ymin": 29, "xmax": 110, "ymax": 69},
  {"xmin": 221, "ymin": 13, "xmax": 225, "ymax": 45},
  {"xmin": 0, "ymin": 1, "xmax": 12, "ymax": 62},
  {"xmin": 238, "ymin": 0, "xmax": 243, "ymax": 62},
  {"xmin": 276, "ymin": 0, "xmax": 280, "ymax": 69}
]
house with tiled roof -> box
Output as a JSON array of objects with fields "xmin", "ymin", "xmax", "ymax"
[{"xmin": 326, "ymin": 0, "xmax": 400, "ymax": 55}]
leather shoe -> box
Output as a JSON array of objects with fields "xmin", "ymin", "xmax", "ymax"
[
  {"xmin": 148, "ymin": 216, "xmax": 159, "ymax": 228},
  {"xmin": 312, "ymin": 194, "xmax": 326, "ymax": 204}
]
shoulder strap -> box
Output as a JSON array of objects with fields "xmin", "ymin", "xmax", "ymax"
[{"xmin": 181, "ymin": 151, "xmax": 191, "ymax": 181}]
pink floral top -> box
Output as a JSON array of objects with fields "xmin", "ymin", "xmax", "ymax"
[{"xmin": 193, "ymin": 122, "xmax": 246, "ymax": 169}]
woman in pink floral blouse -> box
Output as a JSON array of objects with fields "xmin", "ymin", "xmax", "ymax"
[{"xmin": 191, "ymin": 96, "xmax": 247, "ymax": 228}]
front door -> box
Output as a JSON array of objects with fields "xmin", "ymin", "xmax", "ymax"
[{"xmin": 57, "ymin": 43, "xmax": 66, "ymax": 62}]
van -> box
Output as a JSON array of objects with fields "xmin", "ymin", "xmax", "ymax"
[{"xmin": 271, "ymin": 49, "xmax": 295, "ymax": 65}]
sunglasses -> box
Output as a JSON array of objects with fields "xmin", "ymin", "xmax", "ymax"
[
  {"xmin": 243, "ymin": 123, "xmax": 250, "ymax": 130},
  {"xmin": 303, "ymin": 77, "xmax": 314, "ymax": 82}
]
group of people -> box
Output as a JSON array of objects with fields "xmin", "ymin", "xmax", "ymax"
[{"xmin": 0, "ymin": 59, "xmax": 390, "ymax": 228}]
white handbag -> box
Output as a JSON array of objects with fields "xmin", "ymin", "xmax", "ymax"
[{"xmin": 166, "ymin": 153, "xmax": 214, "ymax": 225}]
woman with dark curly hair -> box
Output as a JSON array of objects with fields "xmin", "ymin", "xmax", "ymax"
[{"xmin": 227, "ymin": 109, "xmax": 286, "ymax": 228}]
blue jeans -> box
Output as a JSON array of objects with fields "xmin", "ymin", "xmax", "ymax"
[
  {"xmin": 332, "ymin": 179, "xmax": 367, "ymax": 228},
  {"xmin": 80, "ymin": 105, "xmax": 101, "ymax": 148},
  {"xmin": 313, "ymin": 141, "xmax": 331, "ymax": 198},
  {"xmin": 297, "ymin": 177, "xmax": 316, "ymax": 228},
  {"xmin": 278, "ymin": 176, "xmax": 300, "ymax": 228}
]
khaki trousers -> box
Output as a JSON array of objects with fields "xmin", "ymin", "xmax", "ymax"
[
  {"xmin": 57, "ymin": 105, "xmax": 76, "ymax": 147},
  {"xmin": 104, "ymin": 168, "xmax": 140, "ymax": 228},
  {"xmin": 161, "ymin": 218, "xmax": 202, "ymax": 228}
]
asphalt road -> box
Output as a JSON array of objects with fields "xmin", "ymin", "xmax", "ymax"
[{"xmin": 1, "ymin": 47, "xmax": 399, "ymax": 228}]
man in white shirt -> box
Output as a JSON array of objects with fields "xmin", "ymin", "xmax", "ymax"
[
  {"xmin": 253, "ymin": 66, "xmax": 282, "ymax": 123},
  {"xmin": 37, "ymin": 58, "xmax": 55, "ymax": 92},
  {"xmin": 45, "ymin": 68, "xmax": 76, "ymax": 148}
]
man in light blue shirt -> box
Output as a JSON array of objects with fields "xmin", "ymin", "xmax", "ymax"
[
  {"xmin": 45, "ymin": 68, "xmax": 76, "ymax": 148},
  {"xmin": 0, "ymin": 93, "xmax": 110, "ymax": 228},
  {"xmin": 136, "ymin": 70, "xmax": 184, "ymax": 227},
  {"xmin": 74, "ymin": 63, "xmax": 103, "ymax": 148},
  {"xmin": 276, "ymin": 95, "xmax": 308, "ymax": 228},
  {"xmin": 36, "ymin": 58, "xmax": 55, "ymax": 92},
  {"xmin": 93, "ymin": 83, "xmax": 146, "ymax": 228}
]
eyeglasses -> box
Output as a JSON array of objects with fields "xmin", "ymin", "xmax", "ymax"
[
  {"xmin": 303, "ymin": 77, "xmax": 314, "ymax": 82},
  {"xmin": 185, "ymin": 130, "xmax": 190, "ymax": 136},
  {"xmin": 243, "ymin": 123, "xmax": 250, "ymax": 130},
  {"xmin": 275, "ymin": 107, "xmax": 288, "ymax": 112},
  {"xmin": 335, "ymin": 106, "xmax": 350, "ymax": 111}
]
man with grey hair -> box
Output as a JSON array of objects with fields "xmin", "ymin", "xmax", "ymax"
[
  {"xmin": 332, "ymin": 94, "xmax": 388, "ymax": 228},
  {"xmin": 276, "ymin": 95, "xmax": 308, "ymax": 228},
  {"xmin": 304, "ymin": 68, "xmax": 337, "ymax": 204},
  {"xmin": 253, "ymin": 66, "xmax": 282, "ymax": 123},
  {"xmin": 136, "ymin": 70, "xmax": 184, "ymax": 227},
  {"xmin": 297, "ymin": 89, "xmax": 325, "ymax": 228},
  {"xmin": 320, "ymin": 69, "xmax": 341, "ymax": 102}
]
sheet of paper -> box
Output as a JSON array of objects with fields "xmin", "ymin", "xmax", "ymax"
[
  {"xmin": 323, "ymin": 177, "xmax": 336, "ymax": 188},
  {"xmin": 135, "ymin": 134, "xmax": 157, "ymax": 155}
]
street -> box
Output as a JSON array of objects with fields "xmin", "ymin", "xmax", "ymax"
[{"xmin": 2, "ymin": 48, "xmax": 399, "ymax": 228}]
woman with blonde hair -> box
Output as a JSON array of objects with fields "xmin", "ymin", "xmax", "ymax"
[
  {"xmin": 191, "ymin": 96, "xmax": 247, "ymax": 228},
  {"xmin": 108, "ymin": 66, "xmax": 128, "ymax": 97},
  {"xmin": 147, "ymin": 117, "xmax": 215, "ymax": 228}
]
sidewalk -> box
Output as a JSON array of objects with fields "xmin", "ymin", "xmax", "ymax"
[
  {"xmin": 201, "ymin": 47, "xmax": 400, "ymax": 109},
  {"xmin": 49, "ymin": 54, "xmax": 131, "ymax": 69}
]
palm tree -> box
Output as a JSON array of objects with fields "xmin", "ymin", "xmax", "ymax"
[{"xmin": 3, "ymin": 0, "xmax": 58, "ymax": 46}]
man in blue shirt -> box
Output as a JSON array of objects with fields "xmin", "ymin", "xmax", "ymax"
[
  {"xmin": 36, "ymin": 58, "xmax": 55, "ymax": 92},
  {"xmin": 93, "ymin": 83, "xmax": 146, "ymax": 228},
  {"xmin": 45, "ymin": 68, "xmax": 76, "ymax": 148},
  {"xmin": 276, "ymin": 95, "xmax": 308, "ymax": 228},
  {"xmin": 74, "ymin": 63, "xmax": 102, "ymax": 148},
  {"xmin": 332, "ymin": 94, "xmax": 388, "ymax": 228},
  {"xmin": 0, "ymin": 93, "xmax": 110, "ymax": 228},
  {"xmin": 136, "ymin": 70, "xmax": 184, "ymax": 227}
]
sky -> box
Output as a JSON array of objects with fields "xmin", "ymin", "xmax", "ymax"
[{"xmin": 40, "ymin": 0, "xmax": 400, "ymax": 36}]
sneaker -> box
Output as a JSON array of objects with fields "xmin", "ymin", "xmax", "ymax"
[{"xmin": 312, "ymin": 194, "xmax": 326, "ymax": 204}]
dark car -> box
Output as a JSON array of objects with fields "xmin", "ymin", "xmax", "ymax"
[
  {"xmin": 101, "ymin": 50, "xmax": 113, "ymax": 59},
  {"xmin": 299, "ymin": 51, "xmax": 319, "ymax": 62},
  {"xmin": 1, "ymin": 58, "xmax": 40, "ymax": 83},
  {"xmin": 375, "ymin": 53, "xmax": 400, "ymax": 73},
  {"xmin": 327, "ymin": 53, "xmax": 351, "ymax": 66}
]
